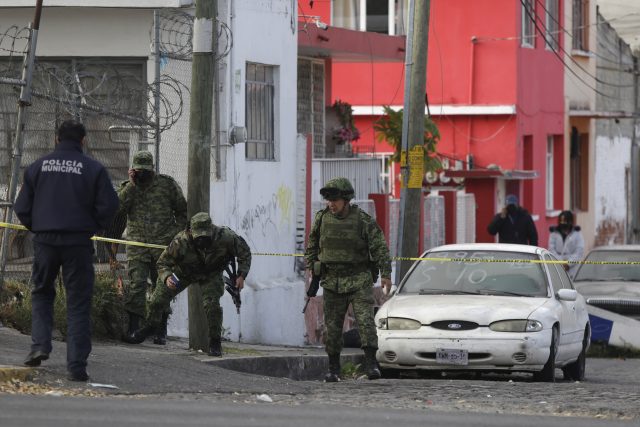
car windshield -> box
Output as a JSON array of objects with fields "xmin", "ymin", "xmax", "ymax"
[
  {"xmin": 573, "ymin": 250, "xmax": 640, "ymax": 282},
  {"xmin": 399, "ymin": 250, "xmax": 548, "ymax": 297}
]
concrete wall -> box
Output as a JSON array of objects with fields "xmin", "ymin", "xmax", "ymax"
[{"xmin": 594, "ymin": 12, "xmax": 638, "ymax": 247}]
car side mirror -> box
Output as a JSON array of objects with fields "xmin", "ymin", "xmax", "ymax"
[{"xmin": 556, "ymin": 288, "xmax": 577, "ymax": 301}]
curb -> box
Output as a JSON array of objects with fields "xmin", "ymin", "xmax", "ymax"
[
  {"xmin": 0, "ymin": 365, "xmax": 35, "ymax": 382},
  {"xmin": 205, "ymin": 354, "xmax": 364, "ymax": 381}
]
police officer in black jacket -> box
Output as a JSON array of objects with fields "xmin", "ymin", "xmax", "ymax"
[{"xmin": 14, "ymin": 120, "xmax": 119, "ymax": 382}]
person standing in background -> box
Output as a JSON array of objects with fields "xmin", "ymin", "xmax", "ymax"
[
  {"xmin": 548, "ymin": 210, "xmax": 584, "ymax": 279},
  {"xmin": 116, "ymin": 151, "xmax": 187, "ymax": 345},
  {"xmin": 487, "ymin": 194, "xmax": 538, "ymax": 246},
  {"xmin": 14, "ymin": 119, "xmax": 119, "ymax": 381}
]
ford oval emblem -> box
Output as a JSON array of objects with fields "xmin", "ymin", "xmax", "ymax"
[{"xmin": 448, "ymin": 323, "xmax": 462, "ymax": 329}]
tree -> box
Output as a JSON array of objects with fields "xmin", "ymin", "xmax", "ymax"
[{"xmin": 373, "ymin": 105, "xmax": 441, "ymax": 172}]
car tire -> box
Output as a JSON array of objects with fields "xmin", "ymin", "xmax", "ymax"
[
  {"xmin": 534, "ymin": 326, "xmax": 558, "ymax": 383},
  {"xmin": 562, "ymin": 327, "xmax": 588, "ymax": 381}
]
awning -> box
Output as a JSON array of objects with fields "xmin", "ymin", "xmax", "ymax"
[
  {"xmin": 443, "ymin": 169, "xmax": 539, "ymax": 180},
  {"xmin": 569, "ymin": 110, "xmax": 637, "ymax": 119},
  {"xmin": 298, "ymin": 22, "xmax": 406, "ymax": 63}
]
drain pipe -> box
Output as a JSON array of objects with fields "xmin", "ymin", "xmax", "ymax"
[{"xmin": 631, "ymin": 57, "xmax": 640, "ymax": 243}]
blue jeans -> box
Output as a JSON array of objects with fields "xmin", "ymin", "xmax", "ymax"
[{"xmin": 31, "ymin": 242, "xmax": 94, "ymax": 374}]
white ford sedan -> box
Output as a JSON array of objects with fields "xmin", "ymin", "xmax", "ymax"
[{"xmin": 376, "ymin": 244, "xmax": 590, "ymax": 382}]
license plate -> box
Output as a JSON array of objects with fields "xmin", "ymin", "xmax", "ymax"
[{"xmin": 436, "ymin": 348, "xmax": 468, "ymax": 365}]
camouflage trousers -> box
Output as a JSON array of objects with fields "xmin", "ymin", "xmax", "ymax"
[
  {"xmin": 323, "ymin": 286, "xmax": 378, "ymax": 355},
  {"xmin": 124, "ymin": 247, "xmax": 163, "ymax": 317},
  {"xmin": 146, "ymin": 273, "xmax": 225, "ymax": 340}
]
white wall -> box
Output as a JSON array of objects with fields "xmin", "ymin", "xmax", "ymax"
[
  {"xmin": 167, "ymin": 0, "xmax": 305, "ymax": 345},
  {"xmin": 594, "ymin": 133, "xmax": 631, "ymax": 245}
]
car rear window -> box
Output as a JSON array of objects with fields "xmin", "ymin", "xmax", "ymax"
[
  {"xmin": 399, "ymin": 250, "xmax": 547, "ymax": 297},
  {"xmin": 574, "ymin": 250, "xmax": 640, "ymax": 282}
]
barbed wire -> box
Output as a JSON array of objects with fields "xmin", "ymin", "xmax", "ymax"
[
  {"xmin": 0, "ymin": 25, "xmax": 29, "ymax": 57},
  {"xmin": 155, "ymin": 9, "xmax": 232, "ymax": 62}
]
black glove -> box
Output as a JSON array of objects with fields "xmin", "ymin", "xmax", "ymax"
[{"xmin": 307, "ymin": 274, "xmax": 320, "ymax": 298}]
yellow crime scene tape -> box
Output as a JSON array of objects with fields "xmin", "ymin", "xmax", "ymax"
[{"xmin": 2, "ymin": 222, "xmax": 640, "ymax": 265}]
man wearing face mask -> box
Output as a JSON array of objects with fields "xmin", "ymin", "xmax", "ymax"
[
  {"xmin": 116, "ymin": 151, "xmax": 187, "ymax": 344},
  {"xmin": 548, "ymin": 210, "xmax": 584, "ymax": 279},
  {"xmin": 124, "ymin": 212, "xmax": 251, "ymax": 357},
  {"xmin": 487, "ymin": 194, "xmax": 538, "ymax": 246}
]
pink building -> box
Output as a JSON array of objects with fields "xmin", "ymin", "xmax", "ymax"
[{"xmin": 306, "ymin": 0, "xmax": 565, "ymax": 246}]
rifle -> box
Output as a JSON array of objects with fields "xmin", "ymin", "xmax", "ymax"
[
  {"xmin": 302, "ymin": 273, "xmax": 320, "ymax": 314},
  {"xmin": 223, "ymin": 260, "xmax": 241, "ymax": 314}
]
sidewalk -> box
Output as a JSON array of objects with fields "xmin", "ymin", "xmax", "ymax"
[{"xmin": 0, "ymin": 325, "xmax": 362, "ymax": 395}]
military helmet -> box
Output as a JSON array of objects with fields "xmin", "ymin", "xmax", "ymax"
[{"xmin": 320, "ymin": 177, "xmax": 355, "ymax": 201}]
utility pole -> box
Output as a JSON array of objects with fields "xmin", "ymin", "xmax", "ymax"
[
  {"xmin": 397, "ymin": 0, "xmax": 431, "ymax": 282},
  {"xmin": 187, "ymin": 0, "xmax": 216, "ymax": 351}
]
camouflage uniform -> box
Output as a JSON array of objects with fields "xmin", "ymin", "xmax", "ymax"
[
  {"xmin": 144, "ymin": 212, "xmax": 251, "ymax": 345},
  {"xmin": 117, "ymin": 151, "xmax": 187, "ymax": 319},
  {"xmin": 305, "ymin": 177, "xmax": 391, "ymax": 380}
]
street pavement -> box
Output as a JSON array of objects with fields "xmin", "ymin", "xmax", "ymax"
[
  {"xmin": 0, "ymin": 324, "xmax": 359, "ymax": 394},
  {"xmin": 1, "ymin": 325, "xmax": 640, "ymax": 422}
]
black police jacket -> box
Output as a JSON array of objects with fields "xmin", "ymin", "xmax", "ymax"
[{"xmin": 14, "ymin": 139, "xmax": 119, "ymax": 245}]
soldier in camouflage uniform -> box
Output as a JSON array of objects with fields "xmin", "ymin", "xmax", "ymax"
[
  {"xmin": 117, "ymin": 151, "xmax": 187, "ymax": 344},
  {"xmin": 124, "ymin": 212, "xmax": 251, "ymax": 357},
  {"xmin": 305, "ymin": 177, "xmax": 392, "ymax": 382}
]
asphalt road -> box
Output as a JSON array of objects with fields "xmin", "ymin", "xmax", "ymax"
[{"xmin": 0, "ymin": 394, "xmax": 637, "ymax": 427}]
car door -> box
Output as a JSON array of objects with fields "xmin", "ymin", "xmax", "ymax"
[{"xmin": 543, "ymin": 253, "xmax": 579, "ymax": 362}]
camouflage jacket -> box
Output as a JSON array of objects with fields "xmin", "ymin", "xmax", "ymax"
[
  {"xmin": 305, "ymin": 204, "xmax": 392, "ymax": 293},
  {"xmin": 117, "ymin": 174, "xmax": 187, "ymax": 247},
  {"xmin": 156, "ymin": 226, "xmax": 252, "ymax": 286}
]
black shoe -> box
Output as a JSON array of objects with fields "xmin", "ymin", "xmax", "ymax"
[
  {"xmin": 153, "ymin": 313, "xmax": 168, "ymax": 345},
  {"xmin": 67, "ymin": 371, "xmax": 89, "ymax": 382},
  {"xmin": 324, "ymin": 354, "xmax": 341, "ymax": 382},
  {"xmin": 24, "ymin": 350, "xmax": 49, "ymax": 367},
  {"xmin": 363, "ymin": 347, "xmax": 381, "ymax": 380},
  {"xmin": 152, "ymin": 335, "xmax": 167, "ymax": 345},
  {"xmin": 324, "ymin": 372, "xmax": 341, "ymax": 382},
  {"xmin": 122, "ymin": 325, "xmax": 154, "ymax": 344},
  {"xmin": 208, "ymin": 339, "xmax": 222, "ymax": 357}
]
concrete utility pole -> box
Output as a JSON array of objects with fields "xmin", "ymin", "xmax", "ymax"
[
  {"xmin": 397, "ymin": 0, "xmax": 431, "ymax": 282},
  {"xmin": 187, "ymin": 0, "xmax": 216, "ymax": 351}
]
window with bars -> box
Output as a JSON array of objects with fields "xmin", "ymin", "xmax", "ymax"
[
  {"xmin": 545, "ymin": 0, "xmax": 560, "ymax": 51},
  {"xmin": 521, "ymin": 0, "xmax": 535, "ymax": 48},
  {"xmin": 572, "ymin": 0, "xmax": 589, "ymax": 51},
  {"xmin": 245, "ymin": 62, "xmax": 276, "ymax": 160}
]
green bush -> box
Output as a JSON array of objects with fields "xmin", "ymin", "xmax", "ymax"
[{"xmin": 0, "ymin": 273, "xmax": 126, "ymax": 340}]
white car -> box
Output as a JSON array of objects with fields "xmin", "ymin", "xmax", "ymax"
[{"xmin": 376, "ymin": 243, "xmax": 590, "ymax": 382}]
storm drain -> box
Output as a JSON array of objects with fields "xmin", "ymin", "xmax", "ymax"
[{"xmin": 204, "ymin": 354, "xmax": 363, "ymax": 381}]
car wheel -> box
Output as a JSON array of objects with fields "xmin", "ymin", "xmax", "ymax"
[
  {"xmin": 534, "ymin": 326, "xmax": 558, "ymax": 382},
  {"xmin": 562, "ymin": 327, "xmax": 588, "ymax": 381}
]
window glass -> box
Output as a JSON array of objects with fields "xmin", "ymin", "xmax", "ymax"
[{"xmin": 399, "ymin": 250, "xmax": 547, "ymax": 297}]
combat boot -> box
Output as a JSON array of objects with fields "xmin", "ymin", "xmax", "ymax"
[
  {"xmin": 324, "ymin": 354, "xmax": 341, "ymax": 382},
  {"xmin": 127, "ymin": 313, "xmax": 142, "ymax": 336},
  {"xmin": 363, "ymin": 347, "xmax": 381, "ymax": 380},
  {"xmin": 208, "ymin": 338, "xmax": 222, "ymax": 357},
  {"xmin": 122, "ymin": 324, "xmax": 155, "ymax": 344},
  {"xmin": 153, "ymin": 313, "xmax": 169, "ymax": 345}
]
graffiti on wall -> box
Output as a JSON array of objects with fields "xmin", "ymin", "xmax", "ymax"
[{"xmin": 240, "ymin": 185, "xmax": 294, "ymax": 241}]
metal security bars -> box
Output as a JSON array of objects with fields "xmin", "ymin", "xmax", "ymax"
[{"xmin": 245, "ymin": 62, "xmax": 275, "ymax": 160}]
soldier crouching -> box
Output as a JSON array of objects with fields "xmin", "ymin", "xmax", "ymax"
[{"xmin": 123, "ymin": 212, "xmax": 251, "ymax": 356}]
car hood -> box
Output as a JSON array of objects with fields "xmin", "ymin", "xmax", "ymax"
[
  {"xmin": 573, "ymin": 281, "xmax": 640, "ymax": 300},
  {"xmin": 381, "ymin": 294, "xmax": 548, "ymax": 324}
]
